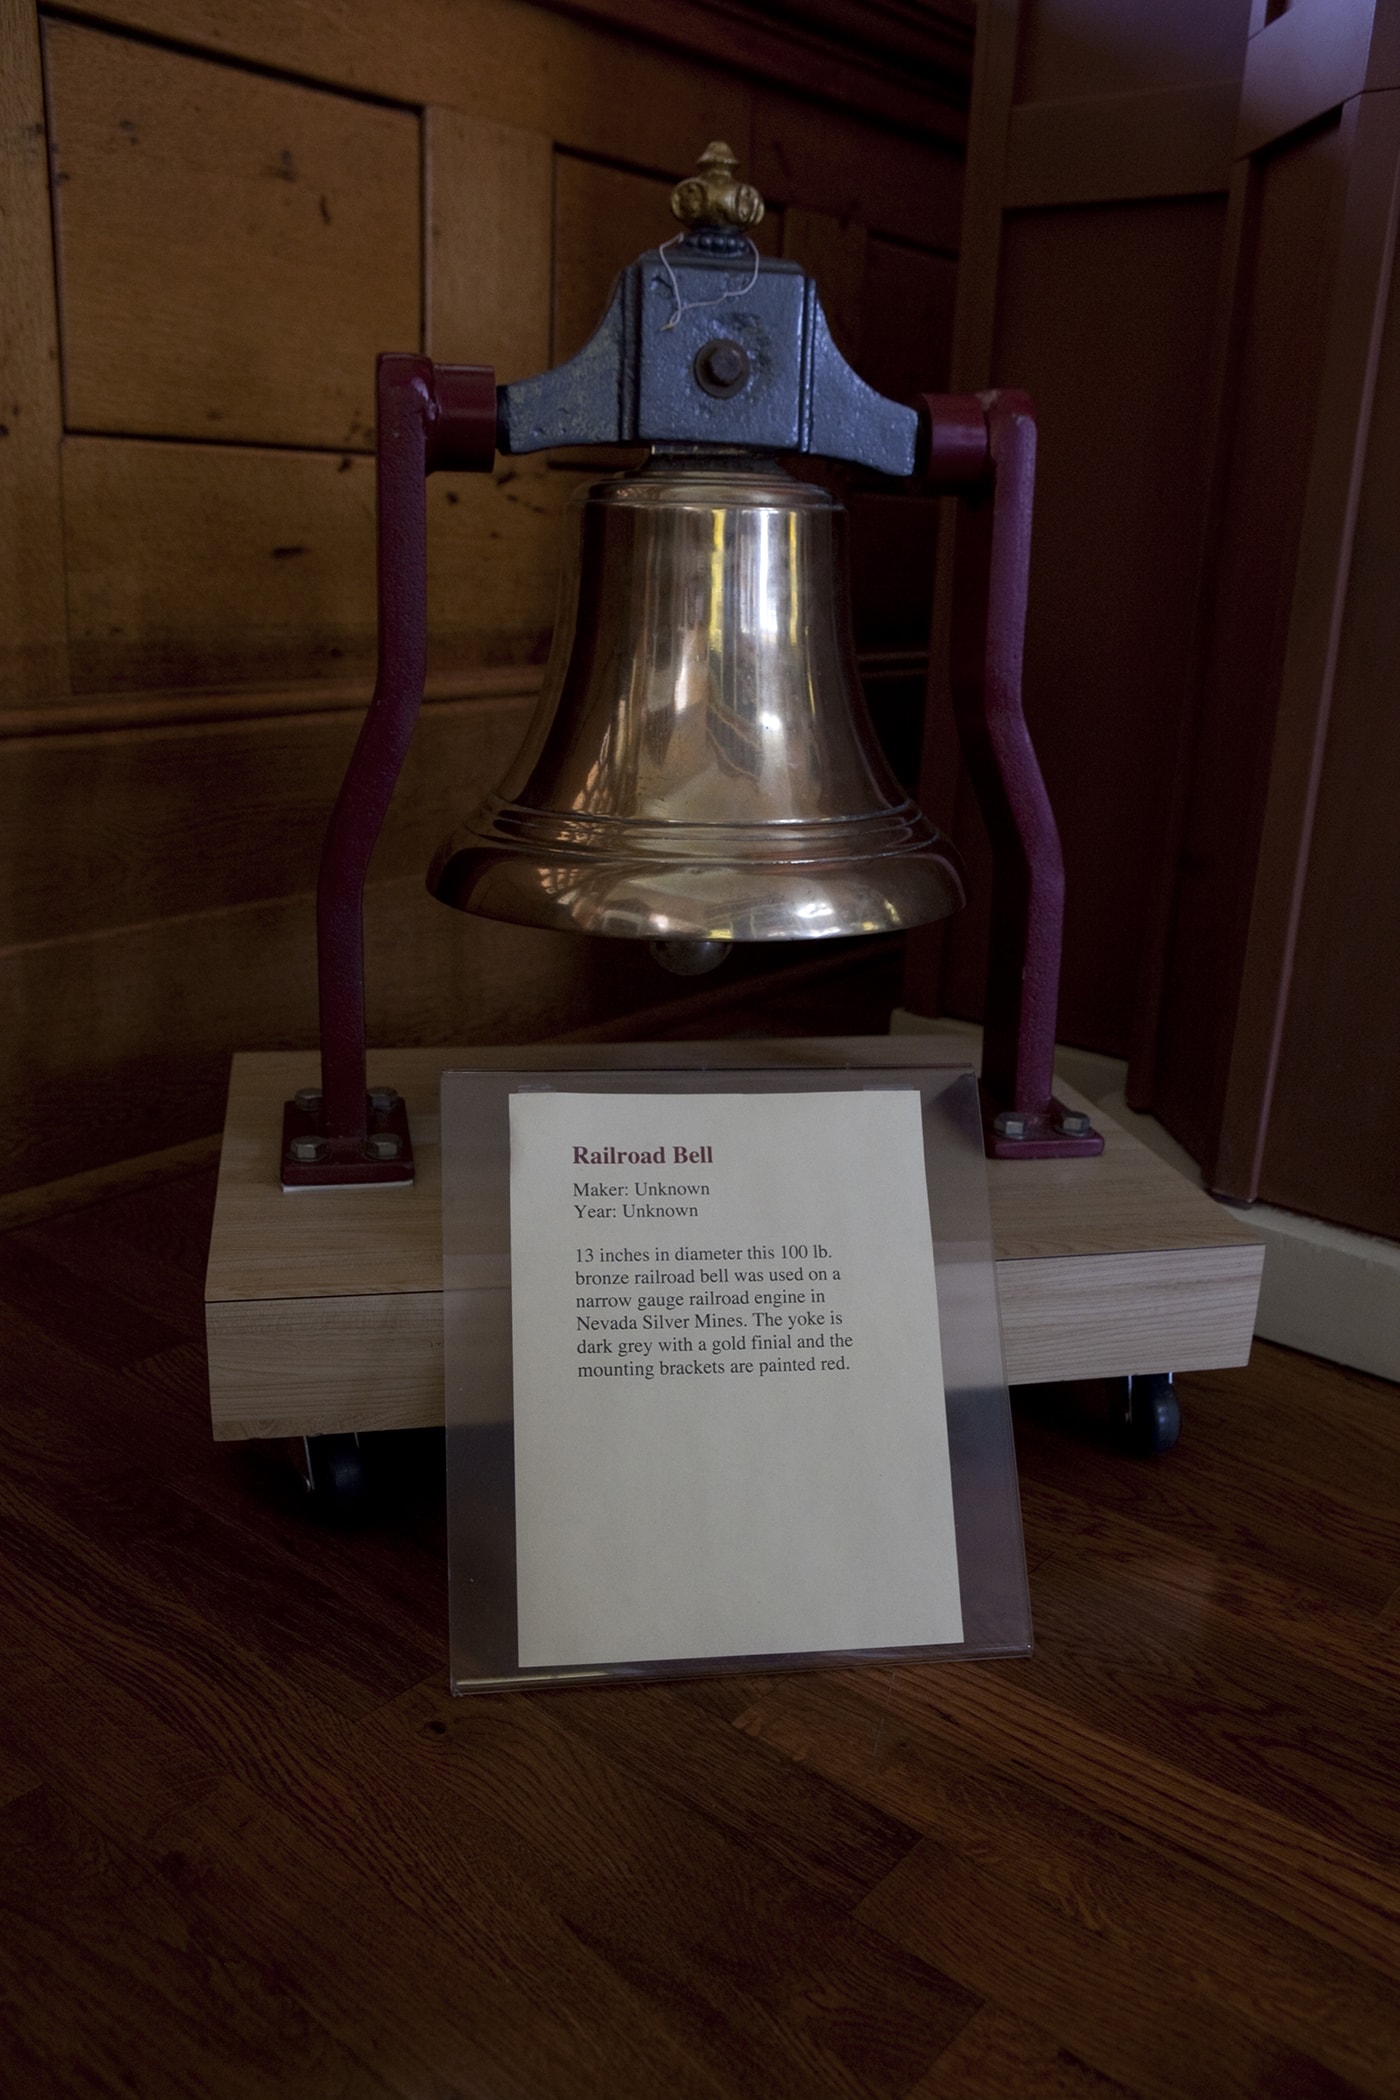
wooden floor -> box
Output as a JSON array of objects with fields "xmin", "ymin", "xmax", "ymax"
[{"xmin": 2, "ymin": 1161, "xmax": 1399, "ymax": 2099}]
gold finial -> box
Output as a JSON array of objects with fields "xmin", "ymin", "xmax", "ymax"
[{"xmin": 670, "ymin": 141, "xmax": 765, "ymax": 232}]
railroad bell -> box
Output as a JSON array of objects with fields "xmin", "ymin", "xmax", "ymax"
[{"xmin": 283, "ymin": 142, "xmax": 1101, "ymax": 1188}]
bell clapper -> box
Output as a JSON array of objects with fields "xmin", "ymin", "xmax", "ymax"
[{"xmin": 649, "ymin": 939, "xmax": 731, "ymax": 977}]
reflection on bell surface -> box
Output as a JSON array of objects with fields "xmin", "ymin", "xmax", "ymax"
[{"xmin": 429, "ymin": 453, "xmax": 965, "ymax": 942}]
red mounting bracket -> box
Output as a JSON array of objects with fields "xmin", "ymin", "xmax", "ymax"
[
  {"xmin": 281, "ymin": 355, "xmax": 497, "ymax": 1190},
  {"xmin": 915, "ymin": 391, "xmax": 1103, "ymax": 1160},
  {"xmin": 286, "ymin": 367, "xmax": 1097, "ymax": 1185}
]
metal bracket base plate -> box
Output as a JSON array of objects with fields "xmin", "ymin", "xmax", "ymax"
[
  {"xmin": 981, "ymin": 1090, "xmax": 1105, "ymax": 1161},
  {"xmin": 280, "ymin": 1092, "xmax": 416, "ymax": 1190}
]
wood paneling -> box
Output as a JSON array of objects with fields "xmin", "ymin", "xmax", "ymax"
[
  {"xmin": 0, "ymin": 688, "xmax": 536, "ymax": 949},
  {"xmin": 424, "ymin": 457, "xmax": 585, "ymax": 673},
  {"xmin": 945, "ymin": 0, "xmax": 1018, "ymax": 392},
  {"xmin": 963, "ymin": 0, "xmax": 1400, "ymax": 1232},
  {"xmin": 1259, "ymin": 103, "xmax": 1400, "ymax": 1233},
  {"xmin": 782, "ymin": 207, "xmax": 868, "ymax": 363},
  {"xmin": 862, "ymin": 240, "xmax": 958, "ymax": 401},
  {"xmin": 1238, "ymin": 0, "xmax": 1377, "ymax": 155},
  {"xmin": 1014, "ymin": 0, "xmax": 1250, "ymax": 103},
  {"xmin": 781, "ymin": 217, "xmax": 959, "ymax": 406},
  {"xmin": 63, "ymin": 437, "xmax": 379, "ymax": 691},
  {"xmin": 907, "ymin": 2, "xmax": 1255, "ymax": 1066},
  {"xmin": 530, "ymin": 0, "xmax": 975, "ymax": 142},
  {"xmin": 935, "ymin": 197, "xmax": 1229, "ymax": 1055},
  {"xmin": 0, "ymin": 0, "xmax": 69, "ymax": 701},
  {"xmin": 0, "ymin": 670, "xmax": 542, "ymax": 739},
  {"xmin": 60, "ymin": 0, "xmax": 754, "ymax": 172},
  {"xmin": 1149, "ymin": 118, "xmax": 1347, "ymax": 1165},
  {"xmin": 753, "ymin": 90, "xmax": 962, "ymax": 252},
  {"xmin": 1214, "ymin": 90, "xmax": 1400, "ymax": 1202},
  {"xmin": 553, "ymin": 155, "xmax": 677, "ymax": 365},
  {"xmin": 426, "ymin": 110, "xmax": 552, "ymax": 378},
  {"xmin": 0, "ymin": 875, "xmax": 641, "ymax": 1194},
  {"xmin": 847, "ymin": 496, "xmax": 941, "ymax": 655},
  {"xmin": 45, "ymin": 19, "xmax": 421, "ymax": 450},
  {"xmin": 61, "ymin": 439, "xmax": 577, "ymax": 691},
  {"xmin": 1004, "ymin": 80, "xmax": 1238, "ymax": 206}
]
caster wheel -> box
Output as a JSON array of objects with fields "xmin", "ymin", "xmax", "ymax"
[
  {"xmin": 1110, "ymin": 1373, "xmax": 1181, "ymax": 1457},
  {"xmin": 301, "ymin": 1433, "xmax": 370, "ymax": 1522}
]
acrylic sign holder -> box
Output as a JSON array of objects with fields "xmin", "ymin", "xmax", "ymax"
[{"xmin": 441, "ymin": 1060, "xmax": 1030, "ymax": 1695}]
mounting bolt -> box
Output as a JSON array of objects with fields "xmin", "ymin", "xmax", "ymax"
[
  {"xmin": 1057, "ymin": 1109, "xmax": 1093, "ymax": 1137},
  {"xmin": 289, "ymin": 1135, "xmax": 329, "ymax": 1164},
  {"xmin": 993, "ymin": 1111, "xmax": 1028, "ymax": 1140},
  {"xmin": 364, "ymin": 1133, "xmax": 403, "ymax": 1162},
  {"xmin": 694, "ymin": 336, "xmax": 751, "ymax": 398},
  {"xmin": 293, "ymin": 1087, "xmax": 323, "ymax": 1114},
  {"xmin": 368, "ymin": 1085, "xmax": 402, "ymax": 1115}
]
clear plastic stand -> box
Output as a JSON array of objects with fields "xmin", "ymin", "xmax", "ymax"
[{"xmin": 442, "ymin": 1061, "xmax": 1030, "ymax": 1693}]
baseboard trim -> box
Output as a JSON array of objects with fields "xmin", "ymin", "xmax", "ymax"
[{"xmin": 891, "ymin": 1009, "xmax": 1400, "ymax": 1386}]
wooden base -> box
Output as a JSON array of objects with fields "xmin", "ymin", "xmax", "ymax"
[{"xmin": 204, "ymin": 1039, "xmax": 1264, "ymax": 1442}]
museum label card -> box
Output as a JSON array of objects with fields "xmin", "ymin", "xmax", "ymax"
[{"xmin": 508, "ymin": 1088, "xmax": 963, "ymax": 1668}]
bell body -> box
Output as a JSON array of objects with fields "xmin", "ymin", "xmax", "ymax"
[{"xmin": 430, "ymin": 455, "xmax": 965, "ymax": 941}]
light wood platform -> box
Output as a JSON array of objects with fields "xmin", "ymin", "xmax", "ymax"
[{"xmin": 204, "ymin": 1039, "xmax": 1264, "ymax": 1441}]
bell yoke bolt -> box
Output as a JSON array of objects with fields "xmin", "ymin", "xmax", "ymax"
[
  {"xmin": 694, "ymin": 337, "xmax": 751, "ymax": 398},
  {"xmin": 289, "ymin": 1135, "xmax": 329, "ymax": 1164},
  {"xmin": 364, "ymin": 1133, "xmax": 403, "ymax": 1162},
  {"xmin": 368, "ymin": 1085, "xmax": 402, "ymax": 1114}
]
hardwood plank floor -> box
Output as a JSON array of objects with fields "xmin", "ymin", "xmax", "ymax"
[{"xmin": 1, "ymin": 1160, "xmax": 1397, "ymax": 2098}]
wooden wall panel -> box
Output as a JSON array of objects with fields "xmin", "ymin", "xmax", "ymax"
[
  {"xmin": 906, "ymin": 0, "xmax": 1254, "ymax": 1068},
  {"xmin": 1004, "ymin": 81, "xmax": 1238, "ymax": 207},
  {"xmin": 861, "ymin": 239, "xmax": 958, "ymax": 400},
  {"xmin": 846, "ymin": 498, "xmax": 942, "ymax": 660},
  {"xmin": 45, "ymin": 20, "xmax": 421, "ymax": 450},
  {"xmin": 60, "ymin": 0, "xmax": 753, "ymax": 173},
  {"xmin": 426, "ymin": 110, "xmax": 552, "ymax": 377},
  {"xmin": 781, "ymin": 209, "xmax": 867, "ymax": 362},
  {"xmin": 1260, "ymin": 196, "xmax": 1400, "ymax": 1232},
  {"xmin": 62, "ymin": 440, "xmax": 577, "ymax": 692},
  {"xmin": 994, "ymin": 0, "xmax": 1400, "ymax": 1226},
  {"xmin": 938, "ymin": 197, "xmax": 1233, "ymax": 1056},
  {"xmin": 0, "ymin": 687, "xmax": 537, "ymax": 950},
  {"xmin": 1149, "ymin": 120, "xmax": 1347, "ymax": 1162},
  {"xmin": 778, "ymin": 221, "xmax": 954, "ymax": 680},
  {"xmin": 524, "ymin": 0, "xmax": 975, "ymax": 143},
  {"xmin": 554, "ymin": 156, "xmax": 675, "ymax": 365},
  {"xmin": 1237, "ymin": 0, "xmax": 1379, "ymax": 156},
  {"xmin": 0, "ymin": 874, "xmax": 645, "ymax": 1195},
  {"xmin": 425, "ymin": 459, "xmax": 583, "ymax": 675},
  {"xmin": 753, "ymin": 90, "xmax": 962, "ymax": 251},
  {"xmin": 1013, "ymin": 0, "xmax": 1250, "ymax": 102},
  {"xmin": 0, "ymin": 0, "xmax": 69, "ymax": 701},
  {"xmin": 63, "ymin": 439, "xmax": 379, "ymax": 691},
  {"xmin": 1184, "ymin": 85, "xmax": 1400, "ymax": 1208}
]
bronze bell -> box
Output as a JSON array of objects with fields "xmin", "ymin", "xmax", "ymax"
[
  {"xmin": 284, "ymin": 146, "xmax": 1103, "ymax": 1186},
  {"xmin": 429, "ymin": 452, "xmax": 964, "ymax": 943},
  {"xmin": 428, "ymin": 145, "xmax": 964, "ymax": 952}
]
